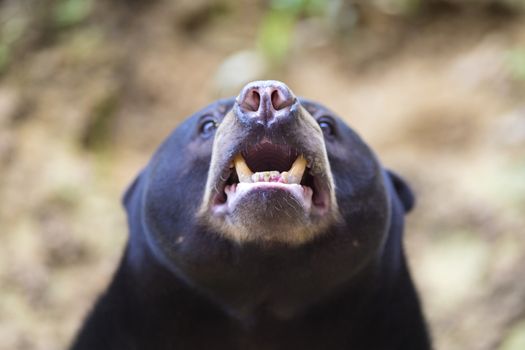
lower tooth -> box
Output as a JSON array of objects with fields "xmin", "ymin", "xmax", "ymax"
[
  {"xmin": 252, "ymin": 171, "xmax": 280, "ymax": 182},
  {"xmin": 286, "ymin": 174, "xmax": 301, "ymax": 184},
  {"xmin": 281, "ymin": 171, "xmax": 301, "ymax": 184},
  {"xmin": 281, "ymin": 171, "xmax": 289, "ymax": 183}
]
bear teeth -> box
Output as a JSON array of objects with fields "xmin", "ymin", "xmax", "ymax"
[
  {"xmin": 286, "ymin": 155, "xmax": 307, "ymax": 184},
  {"xmin": 233, "ymin": 154, "xmax": 254, "ymax": 183},
  {"xmin": 251, "ymin": 171, "xmax": 280, "ymax": 183},
  {"xmin": 233, "ymin": 154, "xmax": 307, "ymax": 184}
]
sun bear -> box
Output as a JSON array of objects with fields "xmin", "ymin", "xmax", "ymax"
[{"xmin": 70, "ymin": 80, "xmax": 430, "ymax": 350}]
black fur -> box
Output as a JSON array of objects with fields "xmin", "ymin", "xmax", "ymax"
[{"xmin": 70, "ymin": 98, "xmax": 431, "ymax": 350}]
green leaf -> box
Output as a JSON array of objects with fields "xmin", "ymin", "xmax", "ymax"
[
  {"xmin": 53, "ymin": 0, "xmax": 93, "ymax": 27},
  {"xmin": 258, "ymin": 10, "xmax": 297, "ymax": 64},
  {"xmin": 0, "ymin": 43, "xmax": 10, "ymax": 73},
  {"xmin": 507, "ymin": 48, "xmax": 525, "ymax": 81}
]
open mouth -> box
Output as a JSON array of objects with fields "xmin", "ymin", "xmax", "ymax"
[{"xmin": 211, "ymin": 140, "xmax": 329, "ymax": 216}]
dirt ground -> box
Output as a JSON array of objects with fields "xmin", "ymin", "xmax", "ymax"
[{"xmin": 1, "ymin": 1, "xmax": 525, "ymax": 349}]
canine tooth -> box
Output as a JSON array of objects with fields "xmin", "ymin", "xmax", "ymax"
[
  {"xmin": 234, "ymin": 154, "xmax": 253, "ymax": 183},
  {"xmin": 287, "ymin": 155, "xmax": 307, "ymax": 184}
]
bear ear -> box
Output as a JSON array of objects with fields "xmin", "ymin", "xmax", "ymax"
[
  {"xmin": 386, "ymin": 170, "xmax": 415, "ymax": 213},
  {"xmin": 122, "ymin": 170, "xmax": 145, "ymax": 214}
]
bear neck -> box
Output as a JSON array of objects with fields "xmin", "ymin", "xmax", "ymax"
[{"xmin": 117, "ymin": 227, "xmax": 412, "ymax": 326}]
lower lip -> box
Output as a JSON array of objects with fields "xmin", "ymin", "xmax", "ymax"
[
  {"xmin": 232, "ymin": 182, "xmax": 309, "ymax": 202},
  {"xmin": 212, "ymin": 182, "xmax": 314, "ymax": 216},
  {"xmin": 238, "ymin": 181, "xmax": 304, "ymax": 190}
]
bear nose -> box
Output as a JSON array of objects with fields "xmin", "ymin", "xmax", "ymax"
[{"xmin": 236, "ymin": 80, "xmax": 296, "ymax": 125}]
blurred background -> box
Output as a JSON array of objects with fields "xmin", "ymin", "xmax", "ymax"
[{"xmin": 0, "ymin": 0, "xmax": 524, "ymax": 349}]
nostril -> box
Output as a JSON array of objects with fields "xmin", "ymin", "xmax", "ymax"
[
  {"xmin": 271, "ymin": 90, "xmax": 280, "ymax": 110},
  {"xmin": 271, "ymin": 88, "xmax": 292, "ymax": 111},
  {"xmin": 241, "ymin": 89, "xmax": 260, "ymax": 112}
]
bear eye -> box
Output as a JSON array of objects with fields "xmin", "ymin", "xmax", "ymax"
[
  {"xmin": 318, "ymin": 117, "xmax": 335, "ymax": 137},
  {"xmin": 199, "ymin": 118, "xmax": 217, "ymax": 137}
]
